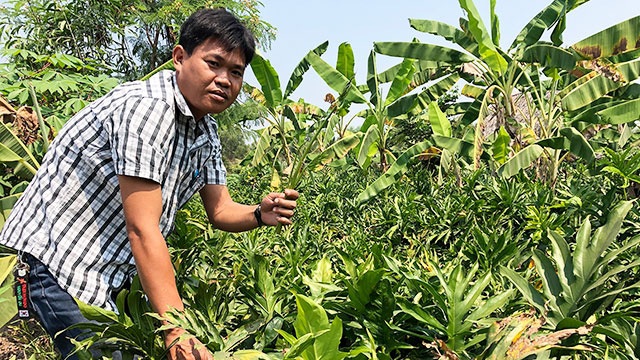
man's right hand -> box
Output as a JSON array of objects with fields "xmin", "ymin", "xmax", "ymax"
[{"xmin": 165, "ymin": 328, "xmax": 212, "ymax": 360}]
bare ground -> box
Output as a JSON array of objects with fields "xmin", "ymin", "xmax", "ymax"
[{"xmin": 0, "ymin": 317, "xmax": 58, "ymax": 359}]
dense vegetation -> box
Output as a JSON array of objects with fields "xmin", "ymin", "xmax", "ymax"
[{"xmin": 1, "ymin": 0, "xmax": 640, "ymax": 359}]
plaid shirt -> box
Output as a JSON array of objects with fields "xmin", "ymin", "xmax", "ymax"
[{"xmin": 0, "ymin": 70, "xmax": 226, "ymax": 310}]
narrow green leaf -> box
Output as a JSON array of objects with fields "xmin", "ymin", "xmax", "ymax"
[
  {"xmin": 589, "ymin": 200, "xmax": 633, "ymax": 266},
  {"xmin": 573, "ymin": 218, "xmax": 592, "ymax": 286},
  {"xmin": 500, "ymin": 266, "xmax": 547, "ymax": 315},
  {"xmin": 398, "ymin": 300, "xmax": 447, "ymax": 333},
  {"xmin": 532, "ymin": 249, "xmax": 564, "ymax": 316},
  {"xmin": 467, "ymin": 289, "xmax": 514, "ymax": 322}
]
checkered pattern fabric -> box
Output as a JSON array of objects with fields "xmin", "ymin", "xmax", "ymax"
[{"xmin": 0, "ymin": 70, "xmax": 226, "ymax": 310}]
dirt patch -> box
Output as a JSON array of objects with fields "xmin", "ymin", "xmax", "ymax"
[{"xmin": 0, "ymin": 317, "xmax": 58, "ymax": 359}]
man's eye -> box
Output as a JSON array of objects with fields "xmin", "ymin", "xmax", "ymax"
[
  {"xmin": 232, "ymin": 70, "xmax": 244, "ymax": 77},
  {"xmin": 207, "ymin": 61, "xmax": 219, "ymax": 67}
]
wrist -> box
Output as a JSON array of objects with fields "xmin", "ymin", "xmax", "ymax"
[{"xmin": 254, "ymin": 204, "xmax": 264, "ymax": 227}]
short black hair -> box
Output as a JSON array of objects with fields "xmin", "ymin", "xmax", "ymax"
[{"xmin": 178, "ymin": 8, "xmax": 256, "ymax": 66}]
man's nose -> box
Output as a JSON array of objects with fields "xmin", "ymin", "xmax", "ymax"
[{"xmin": 215, "ymin": 71, "xmax": 231, "ymax": 87}]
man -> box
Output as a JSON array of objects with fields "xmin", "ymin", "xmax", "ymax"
[{"xmin": 0, "ymin": 8, "xmax": 296, "ymax": 360}]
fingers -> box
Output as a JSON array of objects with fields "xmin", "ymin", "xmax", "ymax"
[
  {"xmin": 284, "ymin": 188, "xmax": 299, "ymax": 200},
  {"xmin": 166, "ymin": 335, "xmax": 212, "ymax": 360}
]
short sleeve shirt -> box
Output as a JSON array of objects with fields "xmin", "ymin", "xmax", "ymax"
[{"xmin": 0, "ymin": 70, "xmax": 226, "ymax": 310}]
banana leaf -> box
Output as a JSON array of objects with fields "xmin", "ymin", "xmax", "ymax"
[
  {"xmin": 491, "ymin": 126, "xmax": 511, "ymax": 164},
  {"xmin": 251, "ymin": 126, "xmax": 272, "ymax": 167},
  {"xmin": 560, "ymin": 127, "xmax": 595, "ymax": 163},
  {"xmin": 409, "ymin": 19, "xmax": 478, "ymax": 54},
  {"xmin": 520, "ymin": 43, "xmax": 576, "ymax": 70},
  {"xmin": 0, "ymin": 122, "xmax": 39, "ymax": 179},
  {"xmin": 509, "ymin": 0, "xmax": 586, "ymax": 50},
  {"xmin": 0, "ymin": 193, "xmax": 21, "ymax": 230},
  {"xmin": 0, "ymin": 254, "xmax": 17, "ymax": 329},
  {"xmin": 571, "ymin": 15, "xmax": 640, "ymax": 59},
  {"xmin": 378, "ymin": 60, "xmax": 446, "ymax": 84},
  {"xmin": 497, "ymin": 144, "xmax": 544, "ymax": 178},
  {"xmin": 284, "ymin": 41, "xmax": 329, "ymax": 99},
  {"xmin": 250, "ymin": 53, "xmax": 283, "ymax": 108},
  {"xmin": 306, "ymin": 51, "xmax": 366, "ymax": 104},
  {"xmin": 308, "ymin": 134, "xmax": 359, "ymax": 171},
  {"xmin": 384, "ymin": 58, "xmax": 416, "ymax": 107},
  {"xmin": 387, "ymin": 73, "xmax": 459, "ymax": 118},
  {"xmin": 374, "ymin": 41, "xmax": 474, "ymax": 64},
  {"xmin": 458, "ymin": 0, "xmax": 507, "ymax": 75},
  {"xmin": 428, "ymin": 102, "xmax": 451, "ymax": 137},
  {"xmin": 489, "ymin": 0, "xmax": 500, "ymax": 47},
  {"xmin": 560, "ymin": 59, "xmax": 640, "ymax": 111},
  {"xmin": 356, "ymin": 125, "xmax": 379, "ymax": 168},
  {"xmin": 336, "ymin": 42, "xmax": 355, "ymax": 80},
  {"xmin": 596, "ymin": 98, "xmax": 640, "ymax": 124},
  {"xmin": 433, "ymin": 135, "xmax": 492, "ymax": 162}
]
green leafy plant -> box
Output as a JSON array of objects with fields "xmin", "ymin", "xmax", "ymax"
[
  {"xmin": 501, "ymin": 201, "xmax": 640, "ymax": 329},
  {"xmin": 388, "ymin": 256, "xmax": 514, "ymax": 358},
  {"xmin": 277, "ymin": 294, "xmax": 346, "ymax": 360}
]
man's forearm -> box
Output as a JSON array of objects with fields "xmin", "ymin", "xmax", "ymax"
[
  {"xmin": 210, "ymin": 201, "xmax": 259, "ymax": 232},
  {"xmin": 129, "ymin": 229, "xmax": 184, "ymax": 316}
]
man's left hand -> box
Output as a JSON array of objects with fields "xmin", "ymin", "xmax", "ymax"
[{"xmin": 259, "ymin": 189, "xmax": 299, "ymax": 226}]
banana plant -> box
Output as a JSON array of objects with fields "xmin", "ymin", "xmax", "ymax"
[
  {"xmin": 501, "ymin": 200, "xmax": 640, "ymax": 329},
  {"xmin": 374, "ymin": 0, "xmax": 640, "ymax": 185},
  {"xmin": 305, "ymin": 40, "xmax": 458, "ymax": 172},
  {"xmin": 248, "ymin": 43, "xmax": 359, "ymax": 189}
]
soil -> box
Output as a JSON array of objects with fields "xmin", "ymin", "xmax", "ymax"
[{"xmin": 0, "ymin": 316, "xmax": 57, "ymax": 359}]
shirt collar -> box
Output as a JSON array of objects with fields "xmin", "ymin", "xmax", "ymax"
[
  {"xmin": 171, "ymin": 71, "xmax": 195, "ymax": 120},
  {"xmin": 169, "ymin": 71, "xmax": 218, "ymax": 137}
]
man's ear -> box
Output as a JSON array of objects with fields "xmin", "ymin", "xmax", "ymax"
[{"xmin": 172, "ymin": 45, "xmax": 186, "ymax": 71}]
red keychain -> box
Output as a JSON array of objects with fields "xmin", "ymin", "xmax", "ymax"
[{"xmin": 13, "ymin": 255, "xmax": 30, "ymax": 319}]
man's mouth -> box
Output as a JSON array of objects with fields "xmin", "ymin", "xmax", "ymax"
[{"xmin": 210, "ymin": 89, "xmax": 228, "ymax": 100}]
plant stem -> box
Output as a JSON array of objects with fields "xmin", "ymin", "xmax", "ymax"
[{"xmin": 28, "ymin": 83, "xmax": 48, "ymax": 153}]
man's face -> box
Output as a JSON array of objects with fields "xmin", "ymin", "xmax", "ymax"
[{"xmin": 173, "ymin": 38, "xmax": 245, "ymax": 119}]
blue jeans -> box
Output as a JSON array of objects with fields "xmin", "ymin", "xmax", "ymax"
[{"xmin": 23, "ymin": 253, "xmax": 97, "ymax": 360}]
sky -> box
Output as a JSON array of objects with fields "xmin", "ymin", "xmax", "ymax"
[{"xmin": 244, "ymin": 0, "xmax": 640, "ymax": 111}]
